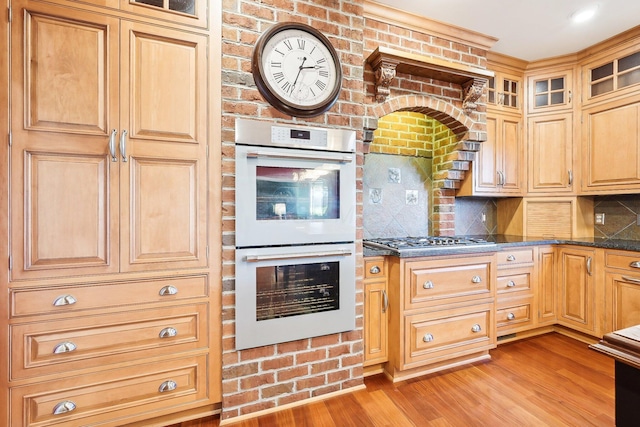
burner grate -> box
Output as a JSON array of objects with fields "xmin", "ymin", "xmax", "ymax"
[{"xmin": 364, "ymin": 236, "xmax": 495, "ymax": 251}]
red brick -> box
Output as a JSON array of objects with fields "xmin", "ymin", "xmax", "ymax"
[
  {"xmin": 240, "ymin": 373, "xmax": 275, "ymax": 389},
  {"xmin": 296, "ymin": 375, "xmax": 326, "ymax": 390},
  {"xmin": 262, "ymin": 382, "xmax": 294, "ymax": 399},
  {"xmin": 277, "ymin": 365, "xmax": 309, "ymax": 382},
  {"xmin": 262, "ymin": 355, "xmax": 294, "ymax": 371},
  {"xmin": 311, "ymin": 359, "xmax": 339, "ymax": 374},
  {"xmin": 295, "ymin": 349, "xmax": 326, "ymax": 365}
]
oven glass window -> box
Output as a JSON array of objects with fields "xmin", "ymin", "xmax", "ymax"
[
  {"xmin": 255, "ymin": 262, "xmax": 340, "ymax": 321},
  {"xmin": 256, "ymin": 166, "xmax": 339, "ymax": 220}
]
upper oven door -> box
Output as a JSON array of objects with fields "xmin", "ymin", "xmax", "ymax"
[{"xmin": 235, "ymin": 144, "xmax": 355, "ymax": 247}]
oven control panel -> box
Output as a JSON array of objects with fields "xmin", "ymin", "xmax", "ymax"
[{"xmin": 271, "ymin": 126, "xmax": 328, "ymax": 148}]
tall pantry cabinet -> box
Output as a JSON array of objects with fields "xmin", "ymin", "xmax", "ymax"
[{"xmin": 1, "ymin": 0, "xmax": 221, "ymax": 425}]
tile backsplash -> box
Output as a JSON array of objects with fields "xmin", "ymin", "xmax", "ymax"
[
  {"xmin": 454, "ymin": 197, "xmax": 498, "ymax": 236},
  {"xmin": 363, "ymin": 153, "xmax": 432, "ymax": 238},
  {"xmin": 594, "ymin": 195, "xmax": 640, "ymax": 239}
]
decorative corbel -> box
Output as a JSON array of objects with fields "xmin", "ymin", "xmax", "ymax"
[
  {"xmin": 373, "ymin": 60, "xmax": 397, "ymax": 102},
  {"xmin": 462, "ymin": 77, "xmax": 488, "ymax": 114}
]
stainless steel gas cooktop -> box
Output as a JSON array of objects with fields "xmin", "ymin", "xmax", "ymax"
[{"xmin": 363, "ymin": 236, "xmax": 496, "ymax": 252}]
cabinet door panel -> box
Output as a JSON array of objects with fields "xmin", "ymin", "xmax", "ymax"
[
  {"xmin": 558, "ymin": 248, "xmax": 595, "ymax": 333},
  {"xmin": 605, "ymin": 273, "xmax": 640, "ymax": 333},
  {"xmin": 119, "ymin": 22, "xmax": 208, "ymax": 272},
  {"xmin": 364, "ymin": 281, "xmax": 387, "ymax": 365},
  {"xmin": 476, "ymin": 116, "xmax": 499, "ymax": 190},
  {"xmin": 10, "ymin": 2, "xmax": 120, "ymax": 280},
  {"xmin": 528, "ymin": 113, "xmax": 573, "ymax": 193},
  {"xmin": 500, "ymin": 117, "xmax": 521, "ymax": 192},
  {"xmin": 586, "ymin": 104, "xmax": 640, "ymax": 187}
]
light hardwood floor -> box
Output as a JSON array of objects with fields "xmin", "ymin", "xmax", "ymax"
[{"xmin": 172, "ymin": 333, "xmax": 615, "ymax": 426}]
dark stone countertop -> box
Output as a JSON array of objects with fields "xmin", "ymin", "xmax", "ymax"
[{"xmin": 363, "ymin": 234, "xmax": 640, "ymax": 258}]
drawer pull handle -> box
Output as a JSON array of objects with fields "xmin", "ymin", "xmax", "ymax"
[
  {"xmin": 53, "ymin": 342, "xmax": 77, "ymax": 354},
  {"xmin": 423, "ymin": 280, "xmax": 434, "ymax": 289},
  {"xmin": 159, "ymin": 327, "xmax": 178, "ymax": 338},
  {"xmin": 159, "ymin": 380, "xmax": 178, "ymax": 393},
  {"xmin": 159, "ymin": 285, "xmax": 178, "ymax": 296},
  {"xmin": 472, "ymin": 276, "xmax": 482, "ymax": 284},
  {"xmin": 369, "ymin": 265, "xmax": 381, "ymax": 274},
  {"xmin": 507, "ymin": 313, "xmax": 516, "ymax": 320},
  {"xmin": 506, "ymin": 280, "xmax": 516, "ymax": 288},
  {"xmin": 423, "ymin": 333, "xmax": 434, "ymax": 343},
  {"xmin": 630, "ymin": 261, "xmax": 640, "ymax": 269},
  {"xmin": 53, "ymin": 400, "xmax": 76, "ymax": 415},
  {"xmin": 471, "ymin": 324, "xmax": 482, "ymax": 333},
  {"xmin": 506, "ymin": 255, "xmax": 516, "ymax": 262},
  {"xmin": 622, "ymin": 276, "xmax": 640, "ymax": 284},
  {"xmin": 53, "ymin": 295, "xmax": 77, "ymax": 306}
]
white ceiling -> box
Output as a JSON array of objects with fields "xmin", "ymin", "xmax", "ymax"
[{"xmin": 372, "ymin": 0, "xmax": 640, "ymax": 61}]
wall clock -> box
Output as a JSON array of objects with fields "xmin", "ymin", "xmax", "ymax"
[{"xmin": 252, "ymin": 22, "xmax": 342, "ymax": 118}]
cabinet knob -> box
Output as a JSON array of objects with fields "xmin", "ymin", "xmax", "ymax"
[
  {"xmin": 53, "ymin": 295, "xmax": 77, "ymax": 307},
  {"xmin": 471, "ymin": 275, "xmax": 482, "ymax": 284},
  {"xmin": 369, "ymin": 265, "xmax": 381, "ymax": 274},
  {"xmin": 423, "ymin": 280, "xmax": 434, "ymax": 289},
  {"xmin": 506, "ymin": 280, "xmax": 516, "ymax": 288},
  {"xmin": 159, "ymin": 285, "xmax": 178, "ymax": 296},
  {"xmin": 158, "ymin": 380, "xmax": 178, "ymax": 393},
  {"xmin": 507, "ymin": 312, "xmax": 516, "ymax": 320},
  {"xmin": 53, "ymin": 341, "xmax": 77, "ymax": 354},
  {"xmin": 471, "ymin": 324, "xmax": 482, "ymax": 333},
  {"xmin": 423, "ymin": 333, "xmax": 434, "ymax": 343},
  {"xmin": 53, "ymin": 400, "xmax": 76, "ymax": 415},
  {"xmin": 506, "ymin": 255, "xmax": 516, "ymax": 262}
]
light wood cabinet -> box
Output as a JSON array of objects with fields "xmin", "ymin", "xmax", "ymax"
[
  {"xmin": 496, "ymin": 247, "xmax": 535, "ymax": 336},
  {"xmin": 526, "ymin": 69, "xmax": 574, "ymax": 114},
  {"xmin": 604, "ymin": 250, "xmax": 640, "ymax": 334},
  {"xmin": 557, "ymin": 246, "xmax": 598, "ymax": 336},
  {"xmin": 581, "ymin": 99, "xmax": 640, "ymax": 193},
  {"xmin": 458, "ymin": 113, "xmax": 524, "ymax": 196},
  {"xmin": 537, "ymin": 246, "xmax": 557, "ymax": 326},
  {"xmin": 386, "ymin": 254, "xmax": 497, "ymax": 381},
  {"xmin": 527, "ymin": 113, "xmax": 575, "ymax": 194},
  {"xmin": 364, "ymin": 257, "xmax": 388, "ymax": 368},
  {"xmin": 3, "ymin": 0, "xmax": 220, "ymax": 425}
]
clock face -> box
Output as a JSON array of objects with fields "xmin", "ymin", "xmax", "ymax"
[{"xmin": 253, "ymin": 23, "xmax": 342, "ymax": 117}]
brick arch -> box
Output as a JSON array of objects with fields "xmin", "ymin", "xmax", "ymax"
[
  {"xmin": 365, "ymin": 94, "xmax": 484, "ymax": 142},
  {"xmin": 365, "ymin": 95, "xmax": 487, "ymax": 236}
]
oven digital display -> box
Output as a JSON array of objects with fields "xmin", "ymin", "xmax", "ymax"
[
  {"xmin": 255, "ymin": 262, "xmax": 340, "ymax": 321},
  {"xmin": 290, "ymin": 129, "xmax": 311, "ymax": 140}
]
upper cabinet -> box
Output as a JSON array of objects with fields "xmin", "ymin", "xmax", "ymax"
[
  {"xmin": 526, "ymin": 68, "xmax": 574, "ymax": 114},
  {"xmin": 487, "ymin": 71, "xmax": 522, "ymax": 113},
  {"xmin": 82, "ymin": 0, "xmax": 208, "ymax": 28},
  {"xmin": 583, "ymin": 45, "xmax": 640, "ymax": 105}
]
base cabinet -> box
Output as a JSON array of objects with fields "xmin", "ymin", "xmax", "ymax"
[
  {"xmin": 557, "ymin": 246, "xmax": 598, "ymax": 336},
  {"xmin": 364, "ymin": 257, "xmax": 389, "ymax": 367},
  {"xmin": 604, "ymin": 250, "xmax": 640, "ymax": 334},
  {"xmin": 537, "ymin": 246, "xmax": 557, "ymax": 326},
  {"xmin": 386, "ymin": 254, "xmax": 497, "ymax": 380},
  {"xmin": 496, "ymin": 247, "xmax": 536, "ymax": 336}
]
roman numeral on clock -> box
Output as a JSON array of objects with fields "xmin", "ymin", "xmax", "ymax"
[
  {"xmin": 273, "ymin": 72, "xmax": 285, "ymax": 83},
  {"xmin": 297, "ymin": 39, "xmax": 305, "ymax": 50},
  {"xmin": 315, "ymin": 80, "xmax": 326, "ymax": 91}
]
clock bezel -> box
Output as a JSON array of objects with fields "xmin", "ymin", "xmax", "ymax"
[{"xmin": 252, "ymin": 22, "xmax": 343, "ymax": 118}]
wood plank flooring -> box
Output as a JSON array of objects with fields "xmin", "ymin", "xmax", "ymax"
[{"xmin": 171, "ymin": 333, "xmax": 615, "ymax": 427}]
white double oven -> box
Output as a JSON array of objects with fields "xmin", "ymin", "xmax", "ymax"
[{"xmin": 234, "ymin": 119, "xmax": 356, "ymax": 350}]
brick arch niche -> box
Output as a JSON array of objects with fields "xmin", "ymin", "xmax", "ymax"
[{"xmin": 364, "ymin": 95, "xmax": 487, "ymax": 236}]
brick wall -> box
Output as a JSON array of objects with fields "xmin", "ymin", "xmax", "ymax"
[
  {"xmin": 369, "ymin": 111, "xmax": 434, "ymax": 156},
  {"xmin": 220, "ymin": 0, "xmax": 489, "ymax": 420},
  {"xmin": 220, "ymin": 0, "xmax": 366, "ymax": 421}
]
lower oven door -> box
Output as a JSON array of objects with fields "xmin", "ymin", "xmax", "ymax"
[
  {"xmin": 235, "ymin": 243, "xmax": 356, "ymax": 350},
  {"xmin": 235, "ymin": 144, "xmax": 355, "ymax": 247}
]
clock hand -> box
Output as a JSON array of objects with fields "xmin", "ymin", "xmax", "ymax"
[
  {"xmin": 300, "ymin": 65, "xmax": 322, "ymax": 70},
  {"xmin": 291, "ymin": 57, "xmax": 307, "ymax": 93}
]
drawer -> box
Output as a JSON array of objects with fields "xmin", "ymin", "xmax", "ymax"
[
  {"xmin": 497, "ymin": 248, "xmax": 534, "ymax": 268},
  {"xmin": 11, "ymin": 303, "xmax": 208, "ymax": 380},
  {"xmin": 605, "ymin": 251, "xmax": 640, "ymax": 272},
  {"xmin": 365, "ymin": 257, "xmax": 386, "ymax": 279},
  {"xmin": 10, "ymin": 354, "xmax": 208, "ymax": 427},
  {"xmin": 497, "ymin": 299, "xmax": 534, "ymax": 333},
  {"xmin": 10, "ymin": 275, "xmax": 208, "ymax": 318},
  {"xmin": 497, "ymin": 268, "xmax": 532, "ymax": 295},
  {"xmin": 403, "ymin": 303, "xmax": 495, "ymax": 369},
  {"xmin": 407, "ymin": 257, "xmax": 493, "ymax": 307}
]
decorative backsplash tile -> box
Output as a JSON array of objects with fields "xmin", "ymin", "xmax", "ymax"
[
  {"xmin": 363, "ymin": 153, "xmax": 432, "ymax": 238},
  {"xmin": 594, "ymin": 195, "xmax": 640, "ymax": 239},
  {"xmin": 455, "ymin": 197, "xmax": 497, "ymax": 235}
]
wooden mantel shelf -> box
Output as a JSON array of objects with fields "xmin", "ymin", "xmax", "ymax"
[{"xmin": 366, "ymin": 46, "xmax": 494, "ymax": 112}]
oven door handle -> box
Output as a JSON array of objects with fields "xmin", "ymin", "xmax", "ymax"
[
  {"xmin": 244, "ymin": 249, "xmax": 353, "ymax": 262},
  {"xmin": 245, "ymin": 150, "xmax": 353, "ymax": 164}
]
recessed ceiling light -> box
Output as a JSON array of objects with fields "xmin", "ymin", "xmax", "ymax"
[{"xmin": 571, "ymin": 4, "xmax": 599, "ymax": 23}]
